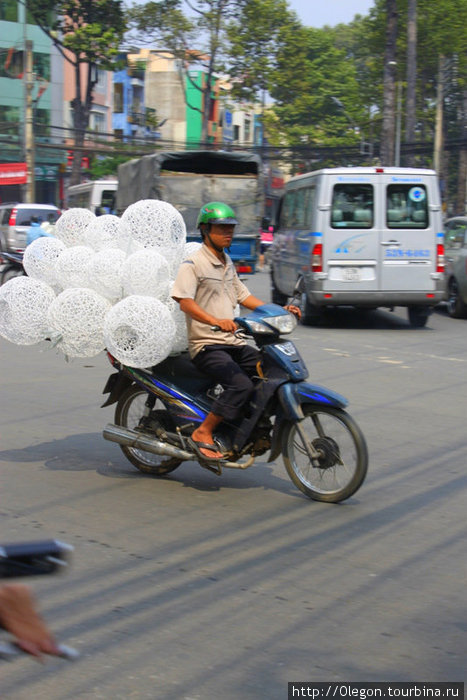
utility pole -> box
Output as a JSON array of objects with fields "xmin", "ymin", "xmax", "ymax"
[
  {"xmin": 433, "ymin": 55, "xmax": 445, "ymax": 176},
  {"xmin": 394, "ymin": 80, "xmax": 402, "ymax": 166},
  {"xmin": 24, "ymin": 39, "xmax": 35, "ymax": 202}
]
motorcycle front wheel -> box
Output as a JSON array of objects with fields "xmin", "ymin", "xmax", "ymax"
[
  {"xmin": 115, "ymin": 385, "xmax": 182, "ymax": 475},
  {"xmin": 282, "ymin": 405, "xmax": 368, "ymax": 502}
]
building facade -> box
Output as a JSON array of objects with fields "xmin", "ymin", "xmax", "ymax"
[{"xmin": 0, "ymin": 0, "xmax": 64, "ymax": 204}]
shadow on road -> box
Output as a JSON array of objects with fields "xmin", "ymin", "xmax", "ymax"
[
  {"xmin": 0, "ymin": 432, "xmax": 302, "ymax": 497},
  {"xmin": 306, "ymin": 307, "xmax": 435, "ymax": 330}
]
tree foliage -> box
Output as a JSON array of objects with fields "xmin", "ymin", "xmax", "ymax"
[
  {"xmin": 225, "ymin": 0, "xmax": 294, "ymax": 102},
  {"xmin": 266, "ymin": 22, "xmax": 365, "ymax": 149}
]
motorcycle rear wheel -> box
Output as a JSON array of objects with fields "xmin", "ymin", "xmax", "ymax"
[
  {"xmin": 115, "ymin": 385, "xmax": 182, "ymax": 475},
  {"xmin": 282, "ymin": 405, "xmax": 368, "ymax": 502}
]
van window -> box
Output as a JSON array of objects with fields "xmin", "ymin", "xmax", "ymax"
[
  {"xmin": 280, "ymin": 185, "xmax": 315, "ymax": 229},
  {"xmin": 386, "ymin": 184, "xmax": 428, "ymax": 228},
  {"xmin": 331, "ymin": 184, "xmax": 373, "ymax": 228},
  {"xmin": 281, "ymin": 191, "xmax": 297, "ymax": 228},
  {"xmin": 67, "ymin": 192, "xmax": 89, "ymax": 209},
  {"xmin": 100, "ymin": 190, "xmax": 116, "ymax": 215}
]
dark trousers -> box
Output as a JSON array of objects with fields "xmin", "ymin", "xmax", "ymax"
[{"xmin": 192, "ymin": 344, "xmax": 261, "ymax": 421}]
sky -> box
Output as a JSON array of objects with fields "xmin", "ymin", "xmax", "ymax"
[{"xmin": 287, "ymin": 0, "xmax": 375, "ymax": 27}]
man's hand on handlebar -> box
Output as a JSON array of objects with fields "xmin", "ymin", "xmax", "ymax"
[
  {"xmin": 284, "ymin": 304, "xmax": 301, "ymax": 320},
  {"xmin": 214, "ymin": 319, "xmax": 238, "ymax": 333}
]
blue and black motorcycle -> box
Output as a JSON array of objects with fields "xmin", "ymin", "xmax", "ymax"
[{"xmin": 102, "ymin": 303, "xmax": 368, "ymax": 502}]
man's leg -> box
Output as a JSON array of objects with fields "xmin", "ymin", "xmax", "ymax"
[{"xmin": 191, "ymin": 346, "xmax": 259, "ymax": 459}]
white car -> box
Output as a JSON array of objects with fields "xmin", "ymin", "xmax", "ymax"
[{"xmin": 0, "ymin": 203, "xmax": 60, "ymax": 253}]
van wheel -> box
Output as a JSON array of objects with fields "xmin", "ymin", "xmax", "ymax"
[
  {"xmin": 300, "ymin": 294, "xmax": 322, "ymax": 326},
  {"xmin": 407, "ymin": 306, "xmax": 430, "ymax": 328},
  {"xmin": 447, "ymin": 278, "xmax": 467, "ymax": 318},
  {"xmin": 270, "ymin": 269, "xmax": 288, "ymax": 305}
]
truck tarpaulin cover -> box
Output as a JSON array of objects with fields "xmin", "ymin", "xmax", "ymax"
[{"xmin": 116, "ymin": 151, "xmax": 264, "ymax": 235}]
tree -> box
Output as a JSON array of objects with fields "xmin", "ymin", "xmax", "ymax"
[
  {"xmin": 225, "ymin": 0, "xmax": 294, "ymax": 104},
  {"xmin": 380, "ymin": 0, "xmax": 398, "ymax": 165},
  {"xmin": 405, "ymin": 0, "xmax": 417, "ymax": 166},
  {"xmin": 126, "ymin": 0, "xmax": 238, "ymax": 143},
  {"xmin": 266, "ymin": 22, "xmax": 365, "ymax": 155},
  {"xmin": 28, "ymin": 0, "xmax": 126, "ymax": 185}
]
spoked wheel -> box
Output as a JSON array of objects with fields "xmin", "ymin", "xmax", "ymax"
[
  {"xmin": 115, "ymin": 385, "xmax": 182, "ymax": 475},
  {"xmin": 282, "ymin": 405, "xmax": 368, "ymax": 502}
]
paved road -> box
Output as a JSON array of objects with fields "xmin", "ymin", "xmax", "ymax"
[{"xmin": 0, "ymin": 273, "xmax": 466, "ymax": 699}]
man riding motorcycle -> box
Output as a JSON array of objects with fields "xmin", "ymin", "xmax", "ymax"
[{"xmin": 171, "ymin": 201, "xmax": 300, "ymax": 463}]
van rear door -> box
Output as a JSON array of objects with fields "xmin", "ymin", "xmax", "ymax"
[
  {"xmin": 322, "ymin": 175, "xmax": 379, "ymax": 291},
  {"xmin": 379, "ymin": 173, "xmax": 440, "ymax": 292}
]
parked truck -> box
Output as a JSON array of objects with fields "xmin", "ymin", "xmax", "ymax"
[{"xmin": 116, "ymin": 150, "xmax": 264, "ymax": 273}]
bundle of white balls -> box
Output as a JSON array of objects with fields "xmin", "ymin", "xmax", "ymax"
[{"xmin": 0, "ymin": 200, "xmax": 202, "ymax": 368}]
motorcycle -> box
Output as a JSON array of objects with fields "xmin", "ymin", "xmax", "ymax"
[
  {"xmin": 0, "ymin": 251, "xmax": 24, "ymax": 285},
  {"xmin": 101, "ymin": 302, "xmax": 368, "ymax": 503}
]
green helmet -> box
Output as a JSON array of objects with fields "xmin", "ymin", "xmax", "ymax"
[{"xmin": 196, "ymin": 202, "xmax": 238, "ymax": 228}]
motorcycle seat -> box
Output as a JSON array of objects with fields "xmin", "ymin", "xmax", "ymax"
[{"xmin": 151, "ymin": 352, "xmax": 213, "ymax": 393}]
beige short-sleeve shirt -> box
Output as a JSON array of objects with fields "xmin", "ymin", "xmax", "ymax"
[{"xmin": 172, "ymin": 244, "xmax": 251, "ymax": 358}]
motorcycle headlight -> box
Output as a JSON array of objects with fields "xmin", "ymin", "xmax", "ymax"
[
  {"xmin": 265, "ymin": 314, "xmax": 297, "ymax": 334},
  {"xmin": 245, "ymin": 320, "xmax": 272, "ymax": 334}
]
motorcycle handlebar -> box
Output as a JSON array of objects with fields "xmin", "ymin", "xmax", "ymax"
[{"xmin": 0, "ymin": 540, "xmax": 73, "ymax": 579}]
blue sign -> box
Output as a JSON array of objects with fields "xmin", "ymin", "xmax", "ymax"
[{"xmin": 223, "ymin": 109, "xmax": 233, "ymax": 143}]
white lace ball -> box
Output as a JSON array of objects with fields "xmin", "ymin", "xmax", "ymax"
[
  {"xmin": 161, "ymin": 244, "xmax": 185, "ymax": 278},
  {"xmin": 84, "ymin": 214, "xmax": 121, "ymax": 251},
  {"xmin": 55, "ymin": 246, "xmax": 94, "ymax": 289},
  {"xmin": 0, "ymin": 276, "xmax": 55, "ymax": 345},
  {"xmin": 55, "ymin": 208, "xmax": 96, "ymax": 247},
  {"xmin": 119, "ymin": 199, "xmax": 186, "ymax": 251},
  {"xmin": 122, "ymin": 249, "xmax": 171, "ymax": 299},
  {"xmin": 87, "ymin": 248, "xmax": 126, "ymax": 303},
  {"xmin": 164, "ymin": 298, "xmax": 188, "ymax": 353},
  {"xmin": 47, "ymin": 288, "xmax": 111, "ymax": 357},
  {"xmin": 104, "ymin": 295, "xmax": 176, "ymax": 368},
  {"xmin": 23, "ymin": 237, "xmax": 66, "ymax": 287}
]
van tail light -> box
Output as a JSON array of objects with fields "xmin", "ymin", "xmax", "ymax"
[
  {"xmin": 311, "ymin": 243, "xmax": 323, "ymax": 272},
  {"xmin": 436, "ymin": 243, "xmax": 444, "ymax": 273},
  {"xmin": 8, "ymin": 208, "xmax": 18, "ymax": 226}
]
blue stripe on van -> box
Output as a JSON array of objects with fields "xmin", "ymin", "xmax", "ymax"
[{"xmin": 437, "ymin": 233, "xmax": 444, "ymax": 238}]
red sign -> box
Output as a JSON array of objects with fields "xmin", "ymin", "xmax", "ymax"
[{"xmin": 0, "ymin": 162, "xmax": 28, "ymax": 185}]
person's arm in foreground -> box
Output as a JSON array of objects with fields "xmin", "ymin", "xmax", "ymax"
[{"xmin": 0, "ymin": 583, "xmax": 60, "ymax": 659}]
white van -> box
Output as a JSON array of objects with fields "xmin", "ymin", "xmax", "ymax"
[
  {"xmin": 270, "ymin": 167, "xmax": 445, "ymax": 327},
  {"xmin": 66, "ymin": 179, "xmax": 117, "ymax": 216}
]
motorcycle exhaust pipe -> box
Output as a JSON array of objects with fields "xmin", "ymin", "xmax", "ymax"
[{"xmin": 103, "ymin": 423, "xmax": 193, "ymax": 461}]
